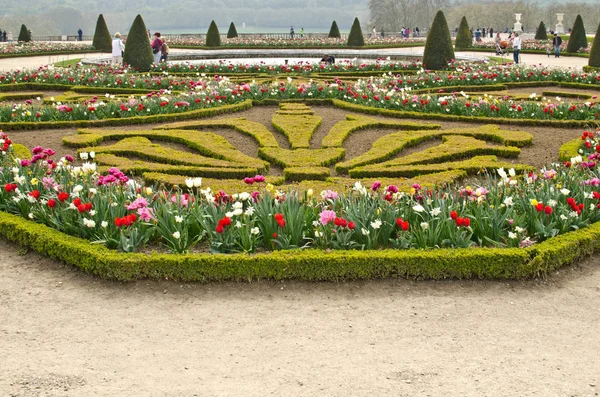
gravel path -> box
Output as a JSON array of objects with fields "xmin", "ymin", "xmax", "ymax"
[{"xmin": 1, "ymin": 237, "xmax": 599, "ymax": 396}]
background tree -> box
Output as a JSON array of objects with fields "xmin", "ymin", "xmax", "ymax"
[
  {"xmin": 92, "ymin": 14, "xmax": 112, "ymax": 52},
  {"xmin": 455, "ymin": 16, "xmax": 472, "ymax": 49},
  {"xmin": 227, "ymin": 22, "xmax": 238, "ymax": 38},
  {"xmin": 18, "ymin": 24, "xmax": 32, "ymax": 42},
  {"xmin": 123, "ymin": 15, "xmax": 154, "ymax": 72},
  {"xmin": 535, "ymin": 21, "xmax": 548, "ymax": 40},
  {"xmin": 347, "ymin": 17, "xmax": 365, "ymax": 46},
  {"xmin": 566, "ymin": 14, "xmax": 588, "ymax": 53},
  {"xmin": 206, "ymin": 20, "xmax": 221, "ymax": 47},
  {"xmin": 423, "ymin": 10, "xmax": 454, "ymax": 70},
  {"xmin": 589, "ymin": 22, "xmax": 600, "ymax": 68},
  {"xmin": 328, "ymin": 20, "xmax": 341, "ymax": 38}
]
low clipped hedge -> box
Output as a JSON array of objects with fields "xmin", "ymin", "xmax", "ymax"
[
  {"xmin": 559, "ymin": 138, "xmax": 583, "ymax": 161},
  {"xmin": 0, "ymin": 50, "xmax": 101, "ymax": 59},
  {"xmin": 284, "ymin": 166, "xmax": 331, "ymax": 181},
  {"xmin": 2, "ymin": 210, "xmax": 600, "ymax": 281}
]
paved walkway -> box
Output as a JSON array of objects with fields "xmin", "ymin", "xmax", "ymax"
[{"xmin": 0, "ymin": 47, "xmax": 590, "ymax": 72}]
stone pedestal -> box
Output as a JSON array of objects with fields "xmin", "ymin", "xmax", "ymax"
[
  {"xmin": 514, "ymin": 14, "xmax": 523, "ymax": 32},
  {"xmin": 555, "ymin": 13, "xmax": 564, "ymax": 34}
]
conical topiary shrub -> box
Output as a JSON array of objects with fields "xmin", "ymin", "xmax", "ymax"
[
  {"xmin": 347, "ymin": 17, "xmax": 364, "ymax": 46},
  {"xmin": 589, "ymin": 22, "xmax": 600, "ymax": 67},
  {"xmin": 123, "ymin": 14, "xmax": 154, "ymax": 72},
  {"xmin": 328, "ymin": 20, "xmax": 341, "ymax": 38},
  {"xmin": 455, "ymin": 16, "xmax": 472, "ymax": 49},
  {"xmin": 535, "ymin": 21, "xmax": 548, "ymax": 40},
  {"xmin": 227, "ymin": 22, "xmax": 238, "ymax": 39},
  {"xmin": 92, "ymin": 14, "xmax": 112, "ymax": 52},
  {"xmin": 423, "ymin": 10, "xmax": 455, "ymax": 70},
  {"xmin": 18, "ymin": 24, "xmax": 32, "ymax": 42},
  {"xmin": 567, "ymin": 14, "xmax": 588, "ymax": 53},
  {"xmin": 206, "ymin": 20, "xmax": 221, "ymax": 47}
]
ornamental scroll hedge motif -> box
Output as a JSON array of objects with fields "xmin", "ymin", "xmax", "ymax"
[{"xmin": 63, "ymin": 105, "xmax": 534, "ymax": 192}]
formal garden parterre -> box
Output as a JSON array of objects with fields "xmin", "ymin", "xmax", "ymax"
[{"xmin": 2, "ymin": 61, "xmax": 600, "ymax": 281}]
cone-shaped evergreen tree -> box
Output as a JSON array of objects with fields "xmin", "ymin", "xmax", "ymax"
[
  {"xmin": 589, "ymin": 22, "xmax": 600, "ymax": 67},
  {"xmin": 455, "ymin": 16, "xmax": 472, "ymax": 49},
  {"xmin": 227, "ymin": 22, "xmax": 238, "ymax": 39},
  {"xmin": 423, "ymin": 10, "xmax": 455, "ymax": 70},
  {"xmin": 328, "ymin": 21, "xmax": 341, "ymax": 38},
  {"xmin": 123, "ymin": 15, "xmax": 154, "ymax": 72},
  {"xmin": 347, "ymin": 18, "xmax": 365, "ymax": 46},
  {"xmin": 567, "ymin": 15, "xmax": 588, "ymax": 53},
  {"xmin": 18, "ymin": 24, "xmax": 32, "ymax": 42},
  {"xmin": 535, "ymin": 21, "xmax": 548, "ymax": 40},
  {"xmin": 92, "ymin": 14, "xmax": 112, "ymax": 52},
  {"xmin": 206, "ymin": 20, "xmax": 221, "ymax": 47}
]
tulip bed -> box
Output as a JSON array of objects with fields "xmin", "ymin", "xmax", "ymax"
[
  {"xmin": 0, "ymin": 42, "xmax": 98, "ymax": 59},
  {"xmin": 1, "ymin": 62, "xmax": 600, "ymax": 281}
]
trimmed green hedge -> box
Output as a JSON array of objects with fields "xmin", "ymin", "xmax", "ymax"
[
  {"xmin": 347, "ymin": 17, "xmax": 365, "ymax": 47},
  {"xmin": 559, "ymin": 138, "xmax": 582, "ymax": 161},
  {"xmin": 283, "ymin": 166, "xmax": 331, "ymax": 181},
  {"xmin": 423, "ymin": 10, "xmax": 454, "ymax": 70},
  {"xmin": 2, "ymin": 210, "xmax": 600, "ymax": 281},
  {"xmin": 455, "ymin": 16, "xmax": 472, "ymax": 49}
]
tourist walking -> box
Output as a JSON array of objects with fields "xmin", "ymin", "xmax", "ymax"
[
  {"xmin": 512, "ymin": 32, "xmax": 521, "ymax": 64},
  {"xmin": 160, "ymin": 38, "xmax": 169, "ymax": 62},
  {"xmin": 290, "ymin": 26, "xmax": 294, "ymax": 39},
  {"xmin": 552, "ymin": 33, "xmax": 563, "ymax": 58},
  {"xmin": 300, "ymin": 28, "xmax": 304, "ymax": 38},
  {"xmin": 415, "ymin": 27, "xmax": 419, "ymax": 37},
  {"xmin": 78, "ymin": 28, "xmax": 83, "ymax": 41},
  {"xmin": 111, "ymin": 32, "xmax": 125, "ymax": 65},
  {"xmin": 151, "ymin": 32, "xmax": 162, "ymax": 64}
]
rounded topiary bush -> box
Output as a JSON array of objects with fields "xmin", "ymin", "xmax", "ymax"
[
  {"xmin": 123, "ymin": 14, "xmax": 154, "ymax": 72},
  {"xmin": 455, "ymin": 16, "xmax": 472, "ymax": 49},
  {"xmin": 18, "ymin": 24, "xmax": 31, "ymax": 42},
  {"xmin": 535, "ymin": 21, "xmax": 548, "ymax": 40},
  {"xmin": 423, "ymin": 10, "xmax": 454, "ymax": 70},
  {"xmin": 567, "ymin": 14, "xmax": 588, "ymax": 53},
  {"xmin": 329, "ymin": 21, "xmax": 341, "ymax": 39},
  {"xmin": 347, "ymin": 17, "xmax": 365, "ymax": 46},
  {"xmin": 589, "ymin": 23, "xmax": 600, "ymax": 67},
  {"xmin": 206, "ymin": 20, "xmax": 221, "ymax": 47},
  {"xmin": 92, "ymin": 14, "xmax": 112, "ymax": 52},
  {"xmin": 227, "ymin": 22, "xmax": 238, "ymax": 39}
]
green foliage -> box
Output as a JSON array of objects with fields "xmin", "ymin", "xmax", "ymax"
[
  {"xmin": 423, "ymin": 10, "xmax": 454, "ymax": 70},
  {"xmin": 283, "ymin": 167, "xmax": 330, "ymax": 181},
  {"xmin": 271, "ymin": 104, "xmax": 322, "ymax": 149},
  {"xmin": 258, "ymin": 147, "xmax": 345, "ymax": 168},
  {"xmin": 589, "ymin": 23, "xmax": 600, "ymax": 67},
  {"xmin": 227, "ymin": 22, "xmax": 238, "ymax": 39},
  {"xmin": 18, "ymin": 24, "xmax": 32, "ymax": 42},
  {"xmin": 455, "ymin": 16, "xmax": 472, "ymax": 49},
  {"xmin": 3, "ymin": 210, "xmax": 600, "ymax": 281},
  {"xmin": 559, "ymin": 138, "xmax": 583, "ymax": 161},
  {"xmin": 567, "ymin": 15, "xmax": 588, "ymax": 53},
  {"xmin": 535, "ymin": 21, "xmax": 548, "ymax": 40},
  {"xmin": 322, "ymin": 115, "xmax": 440, "ymax": 148},
  {"xmin": 123, "ymin": 15, "xmax": 154, "ymax": 72},
  {"xmin": 347, "ymin": 17, "xmax": 365, "ymax": 47},
  {"xmin": 206, "ymin": 20, "xmax": 221, "ymax": 47},
  {"xmin": 92, "ymin": 14, "xmax": 112, "ymax": 52},
  {"xmin": 11, "ymin": 144, "xmax": 31, "ymax": 159},
  {"xmin": 329, "ymin": 20, "xmax": 341, "ymax": 38}
]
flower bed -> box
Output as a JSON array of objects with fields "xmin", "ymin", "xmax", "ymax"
[
  {"xmin": 0, "ymin": 42, "xmax": 98, "ymax": 58},
  {"xmin": 2, "ymin": 126, "xmax": 600, "ymax": 280}
]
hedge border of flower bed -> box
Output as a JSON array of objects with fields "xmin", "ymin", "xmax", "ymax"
[
  {"xmin": 0, "ymin": 50, "xmax": 101, "ymax": 60},
  {"xmin": 2, "ymin": 209, "xmax": 600, "ymax": 281},
  {"xmin": 0, "ymin": 100, "xmax": 252, "ymax": 131},
  {"xmin": 462, "ymin": 47, "xmax": 589, "ymax": 58},
  {"xmin": 331, "ymin": 99, "xmax": 600, "ymax": 128}
]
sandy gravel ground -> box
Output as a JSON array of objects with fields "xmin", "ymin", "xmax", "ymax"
[{"xmin": 1, "ymin": 237, "xmax": 599, "ymax": 397}]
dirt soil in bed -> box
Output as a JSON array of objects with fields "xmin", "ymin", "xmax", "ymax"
[
  {"xmin": 5, "ymin": 105, "xmax": 585, "ymax": 177},
  {"xmin": 1, "ymin": 236, "xmax": 599, "ymax": 396}
]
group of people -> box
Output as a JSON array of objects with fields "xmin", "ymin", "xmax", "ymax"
[
  {"xmin": 0, "ymin": 30, "xmax": 12, "ymax": 42},
  {"xmin": 289, "ymin": 27, "xmax": 305, "ymax": 39},
  {"xmin": 110, "ymin": 31, "xmax": 169, "ymax": 66}
]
